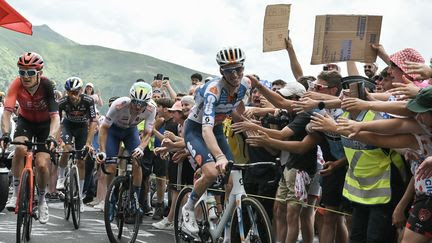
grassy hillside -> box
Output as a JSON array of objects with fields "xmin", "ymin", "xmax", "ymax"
[{"xmin": 0, "ymin": 25, "xmax": 211, "ymax": 112}]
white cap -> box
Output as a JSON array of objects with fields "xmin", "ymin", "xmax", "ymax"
[
  {"xmin": 85, "ymin": 82, "xmax": 94, "ymax": 88},
  {"xmin": 277, "ymin": 81, "xmax": 306, "ymax": 97}
]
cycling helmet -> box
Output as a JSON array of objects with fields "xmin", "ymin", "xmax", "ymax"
[
  {"xmin": 129, "ymin": 82, "xmax": 152, "ymax": 102},
  {"xmin": 17, "ymin": 52, "xmax": 44, "ymax": 70},
  {"xmin": 64, "ymin": 77, "xmax": 84, "ymax": 91},
  {"xmin": 216, "ymin": 47, "xmax": 245, "ymax": 66}
]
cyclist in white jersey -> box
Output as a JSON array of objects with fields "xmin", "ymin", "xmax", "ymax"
[
  {"xmin": 96, "ymin": 82, "xmax": 156, "ymax": 203},
  {"xmin": 182, "ymin": 46, "xmax": 252, "ymax": 235}
]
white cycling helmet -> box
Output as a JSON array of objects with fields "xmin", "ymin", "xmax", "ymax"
[
  {"xmin": 129, "ymin": 82, "xmax": 152, "ymax": 102},
  {"xmin": 65, "ymin": 77, "xmax": 83, "ymax": 91},
  {"xmin": 216, "ymin": 46, "xmax": 245, "ymax": 66}
]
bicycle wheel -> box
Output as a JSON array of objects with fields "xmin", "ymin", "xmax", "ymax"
[
  {"xmin": 174, "ymin": 187, "xmax": 209, "ymax": 243},
  {"xmin": 16, "ymin": 170, "xmax": 31, "ymax": 243},
  {"xmin": 104, "ymin": 176, "xmax": 140, "ymax": 243},
  {"xmin": 230, "ymin": 197, "xmax": 273, "ymax": 243},
  {"xmin": 64, "ymin": 174, "xmax": 70, "ymax": 220},
  {"xmin": 70, "ymin": 167, "xmax": 81, "ymax": 229}
]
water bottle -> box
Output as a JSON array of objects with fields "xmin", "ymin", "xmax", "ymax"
[{"xmin": 206, "ymin": 192, "xmax": 218, "ymax": 229}]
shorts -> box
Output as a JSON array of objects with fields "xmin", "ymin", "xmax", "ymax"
[
  {"xmin": 105, "ymin": 124, "xmax": 141, "ymax": 159},
  {"xmin": 140, "ymin": 146, "xmax": 154, "ymax": 177},
  {"xmin": 61, "ymin": 120, "xmax": 88, "ymax": 150},
  {"xmin": 14, "ymin": 116, "xmax": 50, "ymax": 153},
  {"xmin": 275, "ymin": 167, "xmax": 297, "ymax": 204},
  {"xmin": 407, "ymin": 195, "xmax": 432, "ymax": 238},
  {"xmin": 168, "ymin": 159, "xmax": 194, "ymax": 191},
  {"xmin": 184, "ymin": 120, "xmax": 234, "ymax": 167},
  {"xmin": 152, "ymin": 155, "xmax": 168, "ymax": 177},
  {"xmin": 320, "ymin": 165, "xmax": 347, "ymax": 208}
]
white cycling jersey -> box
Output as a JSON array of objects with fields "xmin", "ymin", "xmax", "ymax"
[
  {"xmin": 188, "ymin": 77, "xmax": 251, "ymax": 127},
  {"xmin": 102, "ymin": 97, "xmax": 156, "ymax": 130}
]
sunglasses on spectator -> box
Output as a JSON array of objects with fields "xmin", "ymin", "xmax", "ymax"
[
  {"xmin": 18, "ymin": 69, "xmax": 38, "ymax": 77},
  {"xmin": 131, "ymin": 99, "xmax": 148, "ymax": 107},
  {"xmin": 221, "ymin": 66, "xmax": 244, "ymax": 75},
  {"xmin": 308, "ymin": 80, "xmax": 330, "ymax": 91},
  {"xmin": 364, "ymin": 65, "xmax": 373, "ymax": 69},
  {"xmin": 323, "ymin": 65, "xmax": 338, "ymax": 71},
  {"xmin": 67, "ymin": 90, "xmax": 81, "ymax": 96}
]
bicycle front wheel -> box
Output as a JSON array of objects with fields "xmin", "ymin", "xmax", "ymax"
[
  {"xmin": 70, "ymin": 167, "xmax": 81, "ymax": 229},
  {"xmin": 174, "ymin": 187, "xmax": 209, "ymax": 243},
  {"xmin": 104, "ymin": 176, "xmax": 140, "ymax": 243},
  {"xmin": 16, "ymin": 170, "xmax": 31, "ymax": 243},
  {"xmin": 230, "ymin": 197, "xmax": 273, "ymax": 243}
]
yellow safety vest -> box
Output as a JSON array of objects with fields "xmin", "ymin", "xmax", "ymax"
[
  {"xmin": 341, "ymin": 111, "xmax": 406, "ymax": 205},
  {"xmin": 137, "ymin": 120, "xmax": 155, "ymax": 151}
]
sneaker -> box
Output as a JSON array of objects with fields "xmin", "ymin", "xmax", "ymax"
[
  {"xmin": 94, "ymin": 200, "xmax": 105, "ymax": 211},
  {"xmin": 142, "ymin": 203, "xmax": 152, "ymax": 216},
  {"xmin": 56, "ymin": 177, "xmax": 66, "ymax": 190},
  {"xmin": 80, "ymin": 199, "xmax": 85, "ymax": 213},
  {"xmin": 152, "ymin": 217, "xmax": 174, "ymax": 230},
  {"xmin": 181, "ymin": 205, "xmax": 199, "ymax": 234},
  {"xmin": 6, "ymin": 196, "xmax": 17, "ymax": 211},
  {"xmin": 152, "ymin": 204, "xmax": 163, "ymax": 220},
  {"xmin": 38, "ymin": 201, "xmax": 49, "ymax": 224},
  {"xmin": 88, "ymin": 199, "xmax": 100, "ymax": 207},
  {"xmin": 82, "ymin": 195, "xmax": 94, "ymax": 204}
]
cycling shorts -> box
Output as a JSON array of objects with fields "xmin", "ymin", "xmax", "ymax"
[
  {"xmin": 14, "ymin": 116, "xmax": 50, "ymax": 153},
  {"xmin": 61, "ymin": 120, "xmax": 88, "ymax": 150},
  {"xmin": 184, "ymin": 119, "xmax": 233, "ymax": 167},
  {"xmin": 105, "ymin": 123, "xmax": 141, "ymax": 160}
]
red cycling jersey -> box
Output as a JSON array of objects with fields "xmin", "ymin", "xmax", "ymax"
[{"xmin": 4, "ymin": 77, "xmax": 59, "ymax": 123}]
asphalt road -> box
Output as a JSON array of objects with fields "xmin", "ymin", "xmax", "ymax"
[{"xmin": 0, "ymin": 201, "xmax": 175, "ymax": 243}]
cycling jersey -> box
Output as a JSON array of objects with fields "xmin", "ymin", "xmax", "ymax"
[
  {"xmin": 58, "ymin": 94, "xmax": 96, "ymax": 123},
  {"xmin": 103, "ymin": 97, "xmax": 156, "ymax": 130},
  {"xmin": 188, "ymin": 77, "xmax": 251, "ymax": 127},
  {"xmin": 4, "ymin": 77, "xmax": 58, "ymax": 123}
]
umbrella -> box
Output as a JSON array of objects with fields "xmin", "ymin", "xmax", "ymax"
[{"xmin": 0, "ymin": 0, "xmax": 32, "ymax": 35}]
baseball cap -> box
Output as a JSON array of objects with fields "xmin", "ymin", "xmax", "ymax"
[
  {"xmin": 406, "ymin": 86, "xmax": 432, "ymax": 113},
  {"xmin": 168, "ymin": 101, "xmax": 182, "ymax": 112},
  {"xmin": 389, "ymin": 48, "xmax": 425, "ymax": 79},
  {"xmin": 85, "ymin": 82, "xmax": 94, "ymax": 88},
  {"xmin": 277, "ymin": 81, "xmax": 306, "ymax": 98},
  {"xmin": 181, "ymin": 95, "xmax": 195, "ymax": 105}
]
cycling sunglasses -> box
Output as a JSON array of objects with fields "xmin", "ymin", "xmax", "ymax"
[
  {"xmin": 18, "ymin": 69, "xmax": 38, "ymax": 77},
  {"xmin": 307, "ymin": 80, "xmax": 330, "ymax": 91},
  {"xmin": 67, "ymin": 90, "xmax": 81, "ymax": 96},
  {"xmin": 221, "ymin": 66, "xmax": 244, "ymax": 75},
  {"xmin": 131, "ymin": 99, "xmax": 148, "ymax": 107}
]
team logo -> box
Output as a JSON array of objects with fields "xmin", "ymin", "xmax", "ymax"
[{"xmin": 419, "ymin": 208, "xmax": 431, "ymax": 222}]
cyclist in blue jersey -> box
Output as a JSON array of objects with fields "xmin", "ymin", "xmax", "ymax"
[{"xmin": 181, "ymin": 46, "xmax": 251, "ymax": 234}]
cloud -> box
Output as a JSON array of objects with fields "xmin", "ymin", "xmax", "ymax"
[{"xmin": 8, "ymin": 0, "xmax": 432, "ymax": 82}]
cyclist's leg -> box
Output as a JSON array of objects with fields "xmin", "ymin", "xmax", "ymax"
[
  {"xmin": 122, "ymin": 126, "xmax": 142, "ymax": 198},
  {"xmin": 105, "ymin": 125, "xmax": 121, "ymax": 187},
  {"xmin": 58, "ymin": 123, "xmax": 73, "ymax": 189},
  {"xmin": 7, "ymin": 116, "xmax": 31, "ymax": 210},
  {"xmin": 73, "ymin": 125, "xmax": 88, "ymax": 198}
]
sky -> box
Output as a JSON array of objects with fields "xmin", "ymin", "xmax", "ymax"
[{"xmin": 8, "ymin": 0, "xmax": 432, "ymax": 83}]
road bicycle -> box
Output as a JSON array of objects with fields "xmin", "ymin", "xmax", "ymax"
[
  {"xmin": 174, "ymin": 161, "xmax": 275, "ymax": 243},
  {"xmin": 57, "ymin": 147, "xmax": 88, "ymax": 229},
  {"xmin": 12, "ymin": 140, "xmax": 47, "ymax": 243},
  {"xmin": 103, "ymin": 156, "xmax": 141, "ymax": 243}
]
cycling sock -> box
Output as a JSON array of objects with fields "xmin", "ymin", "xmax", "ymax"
[
  {"xmin": 38, "ymin": 187, "xmax": 47, "ymax": 203},
  {"xmin": 133, "ymin": 186, "xmax": 141, "ymax": 199},
  {"xmin": 185, "ymin": 190, "xmax": 199, "ymax": 210},
  {"xmin": 79, "ymin": 180, "xmax": 84, "ymax": 199},
  {"xmin": 58, "ymin": 167, "xmax": 65, "ymax": 179},
  {"xmin": 13, "ymin": 176, "xmax": 20, "ymax": 196}
]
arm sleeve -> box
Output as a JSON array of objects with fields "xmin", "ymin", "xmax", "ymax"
[
  {"xmin": 103, "ymin": 106, "xmax": 116, "ymax": 126},
  {"xmin": 4, "ymin": 78, "xmax": 19, "ymax": 112}
]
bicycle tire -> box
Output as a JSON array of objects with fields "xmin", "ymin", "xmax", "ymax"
[
  {"xmin": 104, "ymin": 176, "xmax": 139, "ymax": 243},
  {"xmin": 0, "ymin": 173, "xmax": 9, "ymax": 212},
  {"xmin": 230, "ymin": 197, "xmax": 273, "ymax": 243},
  {"xmin": 16, "ymin": 170, "xmax": 30, "ymax": 243},
  {"xmin": 70, "ymin": 167, "xmax": 81, "ymax": 229},
  {"xmin": 63, "ymin": 175, "xmax": 70, "ymax": 220},
  {"xmin": 174, "ymin": 187, "xmax": 208, "ymax": 243}
]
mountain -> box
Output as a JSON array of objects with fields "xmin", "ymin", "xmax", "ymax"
[{"xmin": 0, "ymin": 25, "xmax": 211, "ymax": 112}]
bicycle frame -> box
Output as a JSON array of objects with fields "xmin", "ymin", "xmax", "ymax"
[{"xmin": 15, "ymin": 149, "xmax": 35, "ymax": 215}]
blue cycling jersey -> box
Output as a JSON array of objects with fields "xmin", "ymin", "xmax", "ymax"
[{"xmin": 188, "ymin": 77, "xmax": 251, "ymax": 127}]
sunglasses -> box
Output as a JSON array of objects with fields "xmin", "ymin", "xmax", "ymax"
[
  {"xmin": 323, "ymin": 65, "xmax": 338, "ymax": 71},
  {"xmin": 131, "ymin": 99, "xmax": 148, "ymax": 107},
  {"xmin": 18, "ymin": 69, "xmax": 38, "ymax": 77},
  {"xmin": 364, "ymin": 65, "xmax": 373, "ymax": 69},
  {"xmin": 221, "ymin": 66, "xmax": 244, "ymax": 75},
  {"xmin": 67, "ymin": 90, "xmax": 81, "ymax": 96},
  {"xmin": 308, "ymin": 80, "xmax": 329, "ymax": 91}
]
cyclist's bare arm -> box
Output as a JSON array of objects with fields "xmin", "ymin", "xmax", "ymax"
[
  {"xmin": 86, "ymin": 120, "xmax": 97, "ymax": 146},
  {"xmin": 203, "ymin": 126, "xmax": 224, "ymax": 159},
  {"xmin": 139, "ymin": 129, "xmax": 152, "ymax": 149},
  {"xmin": 49, "ymin": 113, "xmax": 61, "ymax": 138},
  {"xmin": 1, "ymin": 110, "xmax": 12, "ymax": 136},
  {"xmin": 98, "ymin": 123, "xmax": 110, "ymax": 153}
]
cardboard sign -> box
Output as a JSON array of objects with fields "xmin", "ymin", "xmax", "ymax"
[
  {"xmin": 263, "ymin": 4, "xmax": 291, "ymax": 52},
  {"xmin": 311, "ymin": 15, "xmax": 382, "ymax": 65}
]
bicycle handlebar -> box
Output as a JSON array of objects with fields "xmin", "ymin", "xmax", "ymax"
[{"xmin": 99, "ymin": 156, "xmax": 134, "ymax": 175}]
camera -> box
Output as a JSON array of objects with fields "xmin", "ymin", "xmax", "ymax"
[
  {"xmin": 261, "ymin": 110, "xmax": 291, "ymax": 129},
  {"xmin": 155, "ymin": 74, "xmax": 163, "ymax": 80},
  {"xmin": 163, "ymin": 77, "xmax": 169, "ymax": 81}
]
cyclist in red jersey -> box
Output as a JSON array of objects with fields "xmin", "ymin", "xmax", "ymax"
[{"xmin": 1, "ymin": 52, "xmax": 60, "ymax": 224}]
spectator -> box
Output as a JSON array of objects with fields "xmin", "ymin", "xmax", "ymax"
[{"xmin": 84, "ymin": 82, "xmax": 104, "ymax": 107}]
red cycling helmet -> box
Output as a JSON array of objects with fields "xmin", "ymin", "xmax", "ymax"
[{"xmin": 17, "ymin": 52, "xmax": 44, "ymax": 70}]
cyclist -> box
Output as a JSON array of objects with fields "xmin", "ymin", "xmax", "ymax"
[
  {"xmin": 182, "ymin": 46, "xmax": 251, "ymax": 235},
  {"xmin": 1, "ymin": 52, "xmax": 60, "ymax": 224},
  {"xmin": 56, "ymin": 77, "xmax": 97, "ymax": 212},
  {"xmin": 96, "ymin": 82, "xmax": 156, "ymax": 211}
]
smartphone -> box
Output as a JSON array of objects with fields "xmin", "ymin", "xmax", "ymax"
[
  {"xmin": 156, "ymin": 74, "xmax": 163, "ymax": 80},
  {"xmin": 163, "ymin": 77, "xmax": 169, "ymax": 81},
  {"xmin": 349, "ymin": 82, "xmax": 366, "ymax": 100}
]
